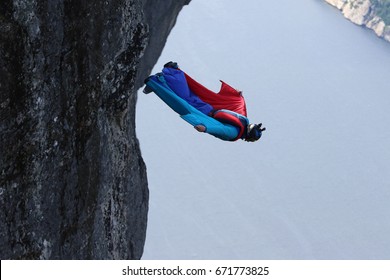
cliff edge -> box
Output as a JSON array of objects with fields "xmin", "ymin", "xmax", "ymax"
[
  {"xmin": 0, "ymin": 0, "xmax": 189, "ymax": 259},
  {"xmin": 325, "ymin": 0, "xmax": 390, "ymax": 42}
]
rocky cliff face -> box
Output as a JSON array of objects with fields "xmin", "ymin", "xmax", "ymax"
[
  {"xmin": 325, "ymin": 0, "xmax": 390, "ymax": 42},
  {"xmin": 0, "ymin": 0, "xmax": 189, "ymax": 259}
]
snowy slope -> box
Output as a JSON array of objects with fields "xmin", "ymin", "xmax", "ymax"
[{"xmin": 136, "ymin": 0, "xmax": 390, "ymax": 259}]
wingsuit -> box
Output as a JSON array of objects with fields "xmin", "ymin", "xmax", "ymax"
[{"xmin": 144, "ymin": 62, "xmax": 265, "ymax": 142}]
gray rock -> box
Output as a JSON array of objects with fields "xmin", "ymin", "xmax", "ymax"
[
  {"xmin": 0, "ymin": 0, "xmax": 190, "ymax": 259},
  {"xmin": 325, "ymin": 0, "xmax": 390, "ymax": 43}
]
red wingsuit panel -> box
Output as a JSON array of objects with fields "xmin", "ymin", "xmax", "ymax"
[{"xmin": 184, "ymin": 72, "xmax": 248, "ymax": 117}]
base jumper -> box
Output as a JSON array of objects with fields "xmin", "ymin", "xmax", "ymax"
[{"xmin": 143, "ymin": 62, "xmax": 265, "ymax": 142}]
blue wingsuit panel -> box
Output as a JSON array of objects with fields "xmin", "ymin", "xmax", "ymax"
[
  {"xmin": 146, "ymin": 76, "xmax": 191, "ymax": 116},
  {"xmin": 145, "ymin": 76, "xmax": 239, "ymax": 141},
  {"xmin": 162, "ymin": 67, "xmax": 214, "ymax": 115}
]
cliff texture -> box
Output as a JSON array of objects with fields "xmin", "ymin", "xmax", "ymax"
[
  {"xmin": 325, "ymin": 0, "xmax": 390, "ymax": 42},
  {"xmin": 0, "ymin": 0, "xmax": 189, "ymax": 259}
]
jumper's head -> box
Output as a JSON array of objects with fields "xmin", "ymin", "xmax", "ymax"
[{"xmin": 245, "ymin": 123, "xmax": 266, "ymax": 142}]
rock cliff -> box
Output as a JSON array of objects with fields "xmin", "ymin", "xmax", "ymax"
[
  {"xmin": 0, "ymin": 0, "xmax": 189, "ymax": 259},
  {"xmin": 325, "ymin": 0, "xmax": 390, "ymax": 42}
]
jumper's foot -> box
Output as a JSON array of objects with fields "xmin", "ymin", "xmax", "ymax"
[
  {"xmin": 143, "ymin": 85, "xmax": 153, "ymax": 94},
  {"xmin": 164, "ymin": 61, "xmax": 179, "ymax": 69}
]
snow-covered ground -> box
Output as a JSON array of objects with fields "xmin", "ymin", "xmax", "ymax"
[{"xmin": 136, "ymin": 0, "xmax": 390, "ymax": 259}]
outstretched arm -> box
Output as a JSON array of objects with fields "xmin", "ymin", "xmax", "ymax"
[{"xmin": 182, "ymin": 112, "xmax": 239, "ymax": 141}]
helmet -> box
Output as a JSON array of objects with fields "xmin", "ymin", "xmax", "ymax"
[{"xmin": 245, "ymin": 123, "xmax": 266, "ymax": 142}]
